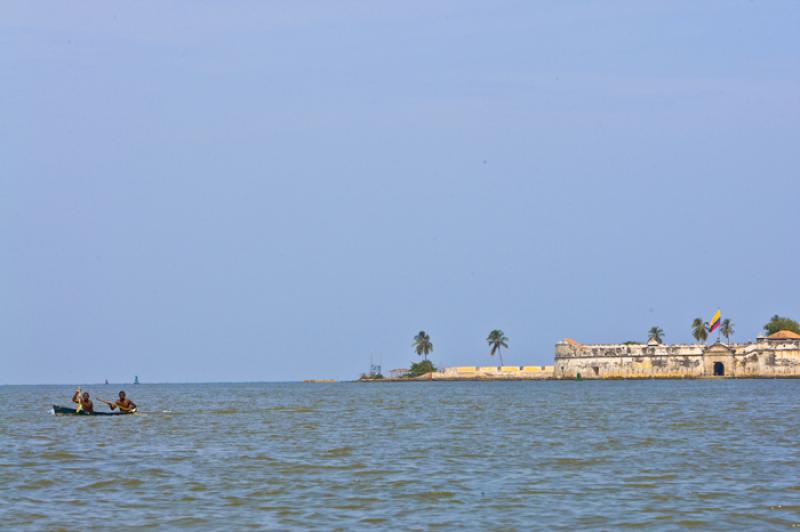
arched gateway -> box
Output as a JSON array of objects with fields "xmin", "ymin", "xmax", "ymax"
[{"xmin": 703, "ymin": 343, "xmax": 734, "ymax": 378}]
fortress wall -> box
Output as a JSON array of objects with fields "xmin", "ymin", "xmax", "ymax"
[
  {"xmin": 731, "ymin": 345, "xmax": 800, "ymax": 377},
  {"xmin": 554, "ymin": 353, "xmax": 705, "ymax": 379},
  {"xmin": 554, "ymin": 343, "xmax": 705, "ymax": 379}
]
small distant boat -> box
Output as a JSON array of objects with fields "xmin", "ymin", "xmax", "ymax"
[
  {"xmin": 134, "ymin": 376, "xmax": 140, "ymax": 385},
  {"xmin": 52, "ymin": 405, "xmax": 135, "ymax": 416},
  {"xmin": 104, "ymin": 379, "xmax": 109, "ymax": 385}
]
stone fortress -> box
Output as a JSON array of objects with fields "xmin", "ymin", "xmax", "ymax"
[
  {"xmin": 415, "ymin": 330, "xmax": 800, "ymax": 380},
  {"xmin": 554, "ymin": 330, "xmax": 800, "ymax": 379}
]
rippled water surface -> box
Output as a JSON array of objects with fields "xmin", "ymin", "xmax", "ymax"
[{"xmin": 2, "ymin": 381, "xmax": 800, "ymax": 529}]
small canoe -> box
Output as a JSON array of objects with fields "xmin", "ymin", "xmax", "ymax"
[{"xmin": 52, "ymin": 405, "xmax": 136, "ymax": 416}]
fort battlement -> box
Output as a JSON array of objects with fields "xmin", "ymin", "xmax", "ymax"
[{"xmin": 555, "ymin": 342, "xmax": 705, "ymax": 359}]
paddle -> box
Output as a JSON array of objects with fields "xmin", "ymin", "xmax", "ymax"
[
  {"xmin": 98, "ymin": 396, "xmax": 136, "ymax": 413},
  {"xmin": 74, "ymin": 386, "xmax": 83, "ymax": 413},
  {"xmin": 97, "ymin": 397, "xmax": 116, "ymax": 409}
]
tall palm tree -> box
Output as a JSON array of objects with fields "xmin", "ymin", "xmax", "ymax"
[
  {"xmin": 648, "ymin": 326, "xmax": 664, "ymax": 344},
  {"xmin": 691, "ymin": 318, "xmax": 708, "ymax": 344},
  {"xmin": 413, "ymin": 331, "xmax": 433, "ymax": 361},
  {"xmin": 487, "ymin": 329, "xmax": 509, "ymax": 366},
  {"xmin": 720, "ymin": 319, "xmax": 735, "ymax": 344}
]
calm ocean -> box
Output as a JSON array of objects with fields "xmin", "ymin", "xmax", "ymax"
[{"xmin": 2, "ymin": 380, "xmax": 799, "ymax": 529}]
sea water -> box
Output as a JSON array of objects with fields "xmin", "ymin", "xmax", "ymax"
[{"xmin": 1, "ymin": 380, "xmax": 799, "ymax": 529}]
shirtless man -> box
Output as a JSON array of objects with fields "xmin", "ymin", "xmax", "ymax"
[
  {"xmin": 108, "ymin": 390, "xmax": 137, "ymax": 413},
  {"xmin": 71, "ymin": 388, "xmax": 94, "ymax": 413}
]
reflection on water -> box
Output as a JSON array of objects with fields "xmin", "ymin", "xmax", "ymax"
[{"xmin": 2, "ymin": 381, "xmax": 800, "ymax": 528}]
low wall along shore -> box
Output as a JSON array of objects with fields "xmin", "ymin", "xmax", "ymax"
[{"xmin": 429, "ymin": 365, "xmax": 554, "ymax": 380}]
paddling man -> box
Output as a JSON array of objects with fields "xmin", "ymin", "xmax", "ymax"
[
  {"xmin": 108, "ymin": 390, "xmax": 137, "ymax": 413},
  {"xmin": 71, "ymin": 388, "xmax": 94, "ymax": 413}
]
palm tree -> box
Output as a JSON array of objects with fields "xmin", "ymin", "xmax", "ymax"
[
  {"xmin": 720, "ymin": 319, "xmax": 735, "ymax": 344},
  {"xmin": 691, "ymin": 318, "xmax": 708, "ymax": 344},
  {"xmin": 648, "ymin": 326, "xmax": 664, "ymax": 344},
  {"xmin": 413, "ymin": 331, "xmax": 433, "ymax": 361},
  {"xmin": 487, "ymin": 329, "xmax": 509, "ymax": 366}
]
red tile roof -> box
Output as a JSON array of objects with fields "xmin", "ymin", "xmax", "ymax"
[{"xmin": 768, "ymin": 330, "xmax": 800, "ymax": 339}]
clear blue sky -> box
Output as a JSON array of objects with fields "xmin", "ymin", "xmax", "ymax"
[{"xmin": 2, "ymin": 2, "xmax": 798, "ymax": 384}]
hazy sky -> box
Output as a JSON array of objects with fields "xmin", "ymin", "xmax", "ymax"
[{"xmin": 2, "ymin": 2, "xmax": 799, "ymax": 384}]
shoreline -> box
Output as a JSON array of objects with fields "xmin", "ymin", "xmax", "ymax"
[{"xmin": 358, "ymin": 374, "xmax": 800, "ymax": 382}]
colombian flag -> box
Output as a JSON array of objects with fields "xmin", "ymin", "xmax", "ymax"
[{"xmin": 709, "ymin": 309, "xmax": 721, "ymax": 333}]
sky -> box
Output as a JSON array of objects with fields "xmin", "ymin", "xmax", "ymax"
[{"xmin": 1, "ymin": 2, "xmax": 799, "ymax": 384}]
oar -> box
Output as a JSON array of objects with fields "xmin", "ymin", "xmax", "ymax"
[
  {"xmin": 75, "ymin": 386, "xmax": 83, "ymax": 413},
  {"xmin": 97, "ymin": 397, "xmax": 116, "ymax": 409},
  {"xmin": 99, "ymin": 397, "xmax": 135, "ymax": 413}
]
